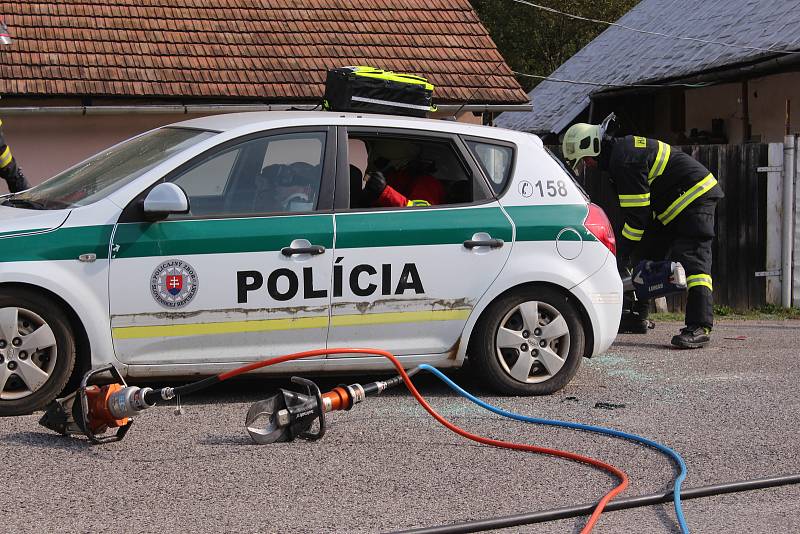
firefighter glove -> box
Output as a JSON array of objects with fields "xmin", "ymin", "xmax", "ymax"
[{"xmin": 363, "ymin": 171, "xmax": 387, "ymax": 205}]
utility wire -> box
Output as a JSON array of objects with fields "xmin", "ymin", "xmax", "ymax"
[
  {"xmin": 511, "ymin": 0, "xmax": 800, "ymax": 55},
  {"xmin": 512, "ymin": 70, "xmax": 713, "ymax": 89},
  {"xmin": 451, "ymin": 59, "xmax": 508, "ymax": 118}
]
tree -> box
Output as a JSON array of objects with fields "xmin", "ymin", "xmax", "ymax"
[{"xmin": 471, "ymin": 0, "xmax": 639, "ymax": 92}]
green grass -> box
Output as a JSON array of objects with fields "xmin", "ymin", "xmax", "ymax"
[{"xmin": 652, "ymin": 304, "xmax": 800, "ymax": 321}]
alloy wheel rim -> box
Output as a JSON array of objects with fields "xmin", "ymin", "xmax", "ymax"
[
  {"xmin": 0, "ymin": 307, "xmax": 58, "ymax": 400},
  {"xmin": 494, "ymin": 300, "xmax": 570, "ymax": 384}
]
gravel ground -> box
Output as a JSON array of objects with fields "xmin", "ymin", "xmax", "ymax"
[{"xmin": 2, "ymin": 320, "xmax": 799, "ymax": 533}]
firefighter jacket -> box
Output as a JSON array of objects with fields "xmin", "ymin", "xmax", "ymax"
[
  {"xmin": 0, "ymin": 119, "xmax": 30, "ymax": 193},
  {"xmin": 607, "ymin": 135, "xmax": 723, "ymax": 259}
]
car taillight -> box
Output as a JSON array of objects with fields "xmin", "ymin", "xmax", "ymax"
[{"xmin": 584, "ymin": 203, "xmax": 616, "ymax": 256}]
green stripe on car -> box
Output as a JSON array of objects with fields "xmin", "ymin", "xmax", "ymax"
[
  {"xmin": 505, "ymin": 204, "xmax": 596, "ymax": 242},
  {"xmin": 334, "ymin": 206, "xmax": 512, "ymax": 249},
  {"xmin": 1, "ymin": 225, "xmax": 113, "ymax": 263},
  {"xmin": 113, "ymin": 214, "xmax": 334, "ymax": 259},
  {"xmin": 0, "ymin": 204, "xmax": 595, "ymax": 263}
]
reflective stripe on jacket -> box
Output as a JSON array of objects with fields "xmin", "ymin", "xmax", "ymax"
[
  {"xmin": 0, "ymin": 118, "xmax": 30, "ymax": 193},
  {"xmin": 608, "ymin": 135, "xmax": 723, "ymax": 248}
]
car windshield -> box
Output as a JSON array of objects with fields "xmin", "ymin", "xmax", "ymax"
[{"xmin": 6, "ymin": 127, "xmax": 217, "ymax": 209}]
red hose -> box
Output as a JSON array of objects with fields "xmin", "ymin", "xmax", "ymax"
[{"xmin": 218, "ymin": 348, "xmax": 628, "ymax": 533}]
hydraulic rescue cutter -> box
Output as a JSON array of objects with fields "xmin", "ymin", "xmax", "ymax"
[{"xmin": 39, "ymin": 363, "xmax": 406, "ymax": 445}]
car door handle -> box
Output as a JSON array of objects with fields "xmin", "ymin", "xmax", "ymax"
[
  {"xmin": 463, "ymin": 238, "xmax": 504, "ymax": 249},
  {"xmin": 281, "ymin": 245, "xmax": 326, "ymax": 256}
]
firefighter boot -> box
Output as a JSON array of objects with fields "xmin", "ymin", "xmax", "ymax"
[
  {"xmin": 618, "ymin": 293, "xmax": 654, "ymax": 334},
  {"xmin": 619, "ymin": 313, "xmax": 656, "ymax": 334},
  {"xmin": 671, "ymin": 325, "xmax": 711, "ymax": 349}
]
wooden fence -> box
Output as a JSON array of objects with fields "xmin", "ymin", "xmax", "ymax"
[{"xmin": 578, "ymin": 143, "xmax": 769, "ymax": 311}]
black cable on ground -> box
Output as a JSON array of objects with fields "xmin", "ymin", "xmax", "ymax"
[{"xmin": 394, "ymin": 473, "xmax": 800, "ymax": 534}]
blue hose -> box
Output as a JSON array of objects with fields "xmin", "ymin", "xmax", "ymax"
[{"xmin": 416, "ymin": 364, "xmax": 689, "ymax": 534}]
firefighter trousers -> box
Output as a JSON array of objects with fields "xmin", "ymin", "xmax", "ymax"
[{"xmin": 630, "ymin": 197, "xmax": 718, "ymax": 329}]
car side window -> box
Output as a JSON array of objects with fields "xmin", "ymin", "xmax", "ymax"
[
  {"xmin": 173, "ymin": 148, "xmax": 239, "ymax": 197},
  {"xmin": 347, "ymin": 133, "xmax": 485, "ymax": 209},
  {"xmin": 466, "ymin": 140, "xmax": 514, "ymax": 194},
  {"xmin": 169, "ymin": 132, "xmax": 326, "ymax": 218}
]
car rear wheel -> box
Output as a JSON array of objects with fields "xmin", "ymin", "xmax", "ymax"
[
  {"xmin": 0, "ymin": 289, "xmax": 76, "ymax": 416},
  {"xmin": 470, "ymin": 286, "xmax": 585, "ymax": 395}
]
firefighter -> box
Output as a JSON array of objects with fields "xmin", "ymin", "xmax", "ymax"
[
  {"xmin": 562, "ymin": 118, "xmax": 724, "ymax": 349},
  {"xmin": 0, "ymin": 20, "xmax": 29, "ymax": 193},
  {"xmin": 0, "ymin": 119, "xmax": 29, "ymax": 193}
]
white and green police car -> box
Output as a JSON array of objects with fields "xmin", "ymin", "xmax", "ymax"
[{"xmin": 0, "ymin": 112, "xmax": 621, "ymax": 415}]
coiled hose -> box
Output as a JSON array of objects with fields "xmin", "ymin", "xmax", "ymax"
[{"xmin": 417, "ymin": 364, "xmax": 689, "ymax": 534}]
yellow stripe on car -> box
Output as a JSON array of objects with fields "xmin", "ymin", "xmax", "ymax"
[
  {"xmin": 687, "ymin": 274, "xmax": 713, "ymax": 290},
  {"xmin": 657, "ymin": 174, "xmax": 718, "ymax": 225},
  {"xmin": 112, "ymin": 308, "xmax": 472, "ymax": 340},
  {"xmin": 621, "ymin": 223, "xmax": 644, "ymax": 241},
  {"xmin": 618, "ymin": 192, "xmax": 650, "ymax": 207}
]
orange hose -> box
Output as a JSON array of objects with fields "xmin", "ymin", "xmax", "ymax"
[{"xmin": 218, "ymin": 347, "xmax": 628, "ymax": 533}]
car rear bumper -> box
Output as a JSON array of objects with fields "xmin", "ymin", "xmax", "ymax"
[{"xmin": 571, "ymin": 253, "xmax": 622, "ymax": 356}]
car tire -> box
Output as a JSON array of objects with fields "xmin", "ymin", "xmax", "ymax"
[
  {"xmin": 0, "ymin": 289, "xmax": 76, "ymax": 416},
  {"xmin": 470, "ymin": 285, "xmax": 585, "ymax": 395}
]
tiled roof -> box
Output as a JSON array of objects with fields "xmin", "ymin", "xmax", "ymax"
[
  {"xmin": 496, "ymin": 0, "xmax": 800, "ymax": 133},
  {"xmin": 0, "ymin": 0, "xmax": 528, "ymax": 104}
]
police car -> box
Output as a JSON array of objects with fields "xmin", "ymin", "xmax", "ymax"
[{"xmin": 0, "ymin": 112, "xmax": 621, "ymax": 415}]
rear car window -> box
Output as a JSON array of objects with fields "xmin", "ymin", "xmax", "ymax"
[
  {"xmin": 544, "ymin": 146, "xmax": 590, "ymax": 202},
  {"xmin": 466, "ymin": 140, "xmax": 514, "ymax": 194},
  {"xmin": 347, "ymin": 133, "xmax": 487, "ymax": 209}
]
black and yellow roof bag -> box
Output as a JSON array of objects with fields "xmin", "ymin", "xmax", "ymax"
[{"xmin": 323, "ymin": 66, "xmax": 437, "ymax": 117}]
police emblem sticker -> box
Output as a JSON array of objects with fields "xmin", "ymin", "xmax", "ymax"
[{"xmin": 150, "ymin": 259, "xmax": 199, "ymax": 309}]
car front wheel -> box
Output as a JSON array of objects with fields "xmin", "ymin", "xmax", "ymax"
[
  {"xmin": 470, "ymin": 286, "xmax": 585, "ymax": 395},
  {"xmin": 0, "ymin": 289, "xmax": 76, "ymax": 416}
]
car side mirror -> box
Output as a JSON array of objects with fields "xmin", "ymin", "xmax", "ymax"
[{"xmin": 142, "ymin": 183, "xmax": 190, "ymax": 221}]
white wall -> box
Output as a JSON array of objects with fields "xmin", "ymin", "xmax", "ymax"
[
  {"xmin": 684, "ymin": 82, "xmax": 745, "ymax": 143},
  {"xmin": 0, "ymin": 113, "xmax": 195, "ymax": 194},
  {"xmin": 684, "ymin": 72, "xmax": 800, "ymax": 144},
  {"xmin": 749, "ymin": 72, "xmax": 800, "ymax": 142}
]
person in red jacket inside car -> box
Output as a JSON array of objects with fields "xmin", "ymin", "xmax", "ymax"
[
  {"xmin": 363, "ymin": 168, "xmax": 444, "ymax": 207},
  {"xmin": 361, "ymin": 141, "xmax": 444, "ymax": 208}
]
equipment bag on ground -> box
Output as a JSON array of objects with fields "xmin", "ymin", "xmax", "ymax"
[{"xmin": 323, "ymin": 66, "xmax": 437, "ymax": 117}]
